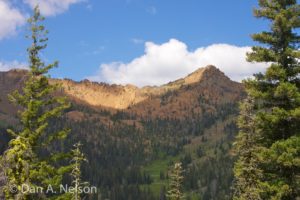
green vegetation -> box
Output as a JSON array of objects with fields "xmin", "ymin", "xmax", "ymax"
[
  {"xmin": 28, "ymin": 96, "xmax": 236, "ymax": 200},
  {"xmin": 234, "ymin": 0, "xmax": 300, "ymax": 199},
  {"xmin": 0, "ymin": 94, "xmax": 240, "ymax": 200},
  {"xmin": 167, "ymin": 162, "xmax": 184, "ymax": 200},
  {"xmin": 0, "ymin": 6, "xmax": 72, "ymax": 199},
  {"xmin": 142, "ymin": 155, "xmax": 176, "ymax": 194},
  {"xmin": 69, "ymin": 142, "xmax": 89, "ymax": 200}
]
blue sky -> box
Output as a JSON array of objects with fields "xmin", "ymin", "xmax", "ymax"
[{"xmin": 0, "ymin": 0, "xmax": 273, "ymax": 86}]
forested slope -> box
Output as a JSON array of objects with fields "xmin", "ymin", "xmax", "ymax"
[{"xmin": 0, "ymin": 65, "xmax": 244, "ymax": 200}]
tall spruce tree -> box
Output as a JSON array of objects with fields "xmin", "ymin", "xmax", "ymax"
[
  {"xmin": 167, "ymin": 162, "xmax": 184, "ymax": 200},
  {"xmin": 234, "ymin": 0, "xmax": 300, "ymax": 199},
  {"xmin": 1, "ymin": 6, "xmax": 71, "ymax": 200},
  {"xmin": 233, "ymin": 97, "xmax": 264, "ymax": 200}
]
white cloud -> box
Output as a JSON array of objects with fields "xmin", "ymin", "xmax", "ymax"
[
  {"xmin": 0, "ymin": 60, "xmax": 28, "ymax": 71},
  {"xmin": 0, "ymin": 0, "xmax": 26, "ymax": 40},
  {"xmin": 88, "ymin": 39, "xmax": 268, "ymax": 87},
  {"xmin": 23, "ymin": 0, "xmax": 85, "ymax": 16},
  {"xmin": 0, "ymin": 0, "xmax": 86, "ymax": 40}
]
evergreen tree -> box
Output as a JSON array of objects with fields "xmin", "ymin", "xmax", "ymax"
[
  {"xmin": 1, "ymin": 6, "xmax": 71, "ymax": 199},
  {"xmin": 234, "ymin": 0, "xmax": 300, "ymax": 199},
  {"xmin": 70, "ymin": 142, "xmax": 88, "ymax": 200},
  {"xmin": 167, "ymin": 162, "xmax": 184, "ymax": 200},
  {"xmin": 233, "ymin": 98, "xmax": 263, "ymax": 200}
]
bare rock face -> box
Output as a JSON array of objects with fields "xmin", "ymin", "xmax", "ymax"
[{"xmin": 52, "ymin": 78, "xmax": 145, "ymax": 109}]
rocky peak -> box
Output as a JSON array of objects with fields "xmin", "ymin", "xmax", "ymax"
[{"xmin": 183, "ymin": 65, "xmax": 229, "ymax": 85}]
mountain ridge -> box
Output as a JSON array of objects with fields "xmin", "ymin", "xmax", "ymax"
[
  {"xmin": 0, "ymin": 65, "xmax": 244, "ymax": 121},
  {"xmin": 0, "ymin": 65, "xmax": 245, "ymax": 200},
  {"xmin": 51, "ymin": 65, "xmax": 242, "ymax": 110}
]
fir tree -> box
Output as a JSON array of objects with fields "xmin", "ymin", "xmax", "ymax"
[
  {"xmin": 234, "ymin": 0, "xmax": 300, "ymax": 199},
  {"xmin": 70, "ymin": 142, "xmax": 88, "ymax": 200},
  {"xmin": 167, "ymin": 162, "xmax": 184, "ymax": 200},
  {"xmin": 1, "ymin": 6, "xmax": 71, "ymax": 199},
  {"xmin": 233, "ymin": 98, "xmax": 263, "ymax": 200}
]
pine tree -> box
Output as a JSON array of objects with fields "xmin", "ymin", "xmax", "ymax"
[
  {"xmin": 70, "ymin": 142, "xmax": 88, "ymax": 200},
  {"xmin": 167, "ymin": 162, "xmax": 184, "ymax": 200},
  {"xmin": 1, "ymin": 6, "xmax": 71, "ymax": 199},
  {"xmin": 234, "ymin": 0, "xmax": 300, "ymax": 199}
]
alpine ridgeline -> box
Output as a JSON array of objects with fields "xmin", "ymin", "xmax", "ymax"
[{"xmin": 0, "ymin": 65, "xmax": 244, "ymax": 200}]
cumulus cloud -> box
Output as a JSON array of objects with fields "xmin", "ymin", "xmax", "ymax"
[
  {"xmin": 0, "ymin": 0, "xmax": 26, "ymax": 40},
  {"xmin": 88, "ymin": 39, "xmax": 268, "ymax": 87},
  {"xmin": 23, "ymin": 0, "xmax": 85, "ymax": 16},
  {"xmin": 0, "ymin": 0, "xmax": 85, "ymax": 39},
  {"xmin": 0, "ymin": 60, "xmax": 28, "ymax": 71}
]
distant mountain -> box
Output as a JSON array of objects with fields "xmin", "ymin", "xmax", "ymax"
[
  {"xmin": 53, "ymin": 65, "xmax": 242, "ymax": 108},
  {"xmin": 0, "ymin": 65, "xmax": 243, "ymax": 123},
  {"xmin": 0, "ymin": 65, "xmax": 245, "ymax": 200}
]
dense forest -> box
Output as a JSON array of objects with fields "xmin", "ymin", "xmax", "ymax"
[{"xmin": 0, "ymin": 84, "xmax": 241, "ymax": 200}]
